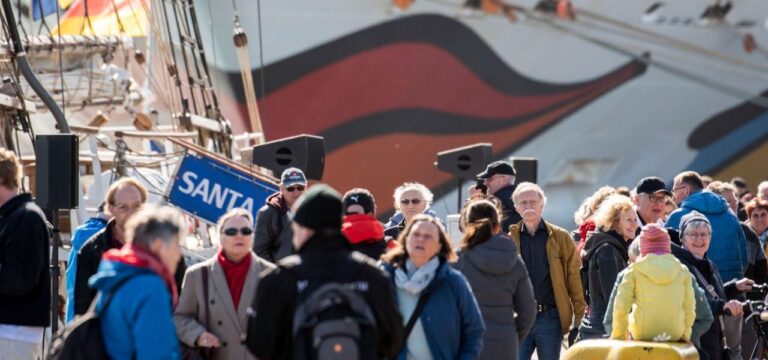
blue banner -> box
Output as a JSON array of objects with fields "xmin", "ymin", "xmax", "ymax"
[{"xmin": 167, "ymin": 153, "xmax": 278, "ymax": 224}]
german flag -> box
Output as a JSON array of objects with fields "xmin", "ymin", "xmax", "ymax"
[{"xmin": 52, "ymin": 0, "xmax": 146, "ymax": 37}]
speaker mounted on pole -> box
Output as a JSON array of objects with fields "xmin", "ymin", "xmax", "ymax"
[
  {"xmin": 435, "ymin": 143, "xmax": 493, "ymax": 179},
  {"xmin": 511, "ymin": 157, "xmax": 538, "ymax": 184},
  {"xmin": 251, "ymin": 134, "xmax": 325, "ymax": 180},
  {"xmin": 35, "ymin": 134, "xmax": 79, "ymax": 209}
]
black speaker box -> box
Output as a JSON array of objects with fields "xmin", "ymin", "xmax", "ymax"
[
  {"xmin": 436, "ymin": 143, "xmax": 493, "ymax": 179},
  {"xmin": 35, "ymin": 134, "xmax": 79, "ymax": 209},
  {"xmin": 511, "ymin": 157, "xmax": 538, "ymax": 184},
  {"xmin": 251, "ymin": 134, "xmax": 325, "ymax": 180}
]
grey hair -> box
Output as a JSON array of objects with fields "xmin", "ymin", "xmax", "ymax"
[
  {"xmin": 759, "ymin": 181, "xmax": 768, "ymax": 194},
  {"xmin": 628, "ymin": 240, "xmax": 641, "ymax": 259},
  {"xmin": 125, "ymin": 205, "xmax": 184, "ymax": 247},
  {"xmin": 393, "ymin": 182, "xmax": 434, "ymax": 210},
  {"xmin": 681, "ymin": 220, "xmax": 712, "ymax": 239},
  {"xmin": 512, "ymin": 182, "xmax": 548, "ymax": 207}
]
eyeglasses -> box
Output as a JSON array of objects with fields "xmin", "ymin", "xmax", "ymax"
[
  {"xmin": 286, "ymin": 185, "xmax": 305, "ymax": 192},
  {"xmin": 400, "ymin": 198, "xmax": 422, "ymax": 205},
  {"xmin": 684, "ymin": 232, "xmax": 711, "ymax": 239},
  {"xmin": 644, "ymin": 194, "xmax": 668, "ymax": 204},
  {"xmin": 223, "ymin": 227, "xmax": 253, "ymax": 236}
]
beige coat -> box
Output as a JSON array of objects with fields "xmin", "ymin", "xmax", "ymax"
[{"xmin": 174, "ymin": 253, "xmax": 275, "ymax": 360}]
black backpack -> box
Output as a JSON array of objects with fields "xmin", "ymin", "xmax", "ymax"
[
  {"xmin": 287, "ymin": 259, "xmax": 378, "ymax": 360},
  {"xmin": 48, "ymin": 277, "xmax": 132, "ymax": 360}
]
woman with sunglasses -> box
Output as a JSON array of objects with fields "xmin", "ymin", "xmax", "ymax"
[
  {"xmin": 175, "ymin": 208, "xmax": 275, "ymax": 360},
  {"xmin": 384, "ymin": 182, "xmax": 434, "ymax": 241}
]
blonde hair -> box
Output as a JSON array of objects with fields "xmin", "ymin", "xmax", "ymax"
[
  {"xmin": 0, "ymin": 148, "xmax": 21, "ymax": 190},
  {"xmin": 216, "ymin": 207, "xmax": 253, "ymax": 234},
  {"xmin": 593, "ymin": 195, "xmax": 636, "ymax": 232},
  {"xmin": 574, "ymin": 186, "xmax": 616, "ymax": 225},
  {"xmin": 707, "ymin": 180, "xmax": 738, "ymax": 196}
]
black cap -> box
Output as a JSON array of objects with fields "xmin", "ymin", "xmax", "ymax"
[
  {"xmin": 292, "ymin": 184, "xmax": 343, "ymax": 230},
  {"xmin": 342, "ymin": 189, "xmax": 375, "ymax": 215},
  {"xmin": 636, "ymin": 176, "xmax": 672, "ymax": 196},
  {"xmin": 477, "ymin": 161, "xmax": 516, "ymax": 179}
]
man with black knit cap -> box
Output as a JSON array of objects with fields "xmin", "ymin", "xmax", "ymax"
[{"xmin": 246, "ymin": 184, "xmax": 403, "ymax": 360}]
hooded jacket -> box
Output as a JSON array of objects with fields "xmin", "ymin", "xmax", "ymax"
[
  {"xmin": 666, "ymin": 190, "xmax": 748, "ymax": 281},
  {"xmin": 603, "ymin": 267, "xmax": 713, "ymax": 349},
  {"xmin": 453, "ymin": 233, "xmax": 536, "ymax": 360},
  {"xmin": 253, "ymin": 192, "xmax": 293, "ymax": 262},
  {"xmin": 610, "ymin": 254, "xmax": 695, "ymax": 342},
  {"xmin": 342, "ymin": 214, "xmax": 387, "ymax": 261},
  {"xmin": 578, "ymin": 230, "xmax": 629, "ymax": 338},
  {"xmin": 89, "ymin": 246, "xmax": 180, "ymax": 360}
]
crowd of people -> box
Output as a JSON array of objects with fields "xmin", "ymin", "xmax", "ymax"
[{"xmin": 1, "ymin": 145, "xmax": 768, "ymax": 359}]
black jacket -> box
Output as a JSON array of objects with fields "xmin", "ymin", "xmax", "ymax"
[
  {"xmin": 245, "ymin": 231, "xmax": 403, "ymax": 360},
  {"xmin": 74, "ymin": 221, "xmax": 187, "ymax": 316},
  {"xmin": 672, "ymin": 244, "xmax": 739, "ymax": 360},
  {"xmin": 253, "ymin": 192, "xmax": 293, "ymax": 262},
  {"xmin": 578, "ymin": 230, "xmax": 628, "ymax": 338},
  {"xmin": 743, "ymin": 223, "xmax": 768, "ymax": 301},
  {"xmin": 383, "ymin": 218, "xmax": 406, "ymax": 242},
  {"xmin": 494, "ymin": 184, "xmax": 522, "ymax": 232},
  {"xmin": 0, "ymin": 194, "xmax": 50, "ymax": 326}
]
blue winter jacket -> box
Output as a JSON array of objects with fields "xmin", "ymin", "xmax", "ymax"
[
  {"xmin": 89, "ymin": 259, "xmax": 180, "ymax": 360},
  {"xmin": 383, "ymin": 258, "xmax": 485, "ymax": 360},
  {"xmin": 666, "ymin": 190, "xmax": 748, "ymax": 281},
  {"xmin": 65, "ymin": 216, "xmax": 108, "ymax": 323}
]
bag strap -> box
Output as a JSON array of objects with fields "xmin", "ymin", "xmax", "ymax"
[
  {"xmin": 689, "ymin": 263, "xmax": 720, "ymax": 300},
  {"xmin": 90, "ymin": 275, "xmax": 137, "ymax": 315},
  {"xmin": 402, "ymin": 284, "xmax": 437, "ymax": 342}
]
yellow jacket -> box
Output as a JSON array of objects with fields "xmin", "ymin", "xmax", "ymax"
[
  {"xmin": 509, "ymin": 220, "xmax": 586, "ymax": 334},
  {"xmin": 610, "ymin": 254, "xmax": 696, "ymax": 342}
]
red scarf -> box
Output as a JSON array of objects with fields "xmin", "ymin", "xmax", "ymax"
[
  {"xmin": 217, "ymin": 250, "xmax": 252, "ymax": 308},
  {"xmin": 103, "ymin": 243, "xmax": 179, "ymax": 307}
]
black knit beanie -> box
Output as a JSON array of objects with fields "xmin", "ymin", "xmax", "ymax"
[{"xmin": 292, "ymin": 184, "xmax": 343, "ymax": 230}]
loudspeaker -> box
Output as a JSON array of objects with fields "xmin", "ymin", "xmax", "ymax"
[
  {"xmin": 511, "ymin": 157, "xmax": 538, "ymax": 184},
  {"xmin": 35, "ymin": 134, "xmax": 79, "ymax": 209},
  {"xmin": 435, "ymin": 143, "xmax": 493, "ymax": 179},
  {"xmin": 251, "ymin": 134, "xmax": 325, "ymax": 180}
]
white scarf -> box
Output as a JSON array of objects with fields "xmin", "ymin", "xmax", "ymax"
[{"xmin": 395, "ymin": 257, "xmax": 440, "ymax": 296}]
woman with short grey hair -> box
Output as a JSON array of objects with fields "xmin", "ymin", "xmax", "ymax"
[{"xmin": 385, "ymin": 182, "xmax": 435, "ymax": 240}]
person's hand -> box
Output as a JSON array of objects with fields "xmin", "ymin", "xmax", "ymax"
[
  {"xmin": 467, "ymin": 185, "xmax": 485, "ymax": 200},
  {"xmin": 196, "ymin": 331, "xmax": 221, "ymax": 348},
  {"xmin": 735, "ymin": 278, "xmax": 755, "ymax": 292},
  {"xmin": 724, "ymin": 300, "xmax": 744, "ymax": 317}
]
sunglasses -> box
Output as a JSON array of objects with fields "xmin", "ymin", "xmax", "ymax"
[
  {"xmin": 223, "ymin": 227, "xmax": 253, "ymax": 236},
  {"xmin": 400, "ymin": 198, "xmax": 422, "ymax": 205},
  {"xmin": 286, "ymin": 185, "xmax": 305, "ymax": 192}
]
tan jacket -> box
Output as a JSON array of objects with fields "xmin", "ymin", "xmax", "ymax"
[
  {"xmin": 174, "ymin": 253, "xmax": 275, "ymax": 360},
  {"xmin": 509, "ymin": 220, "xmax": 586, "ymax": 334}
]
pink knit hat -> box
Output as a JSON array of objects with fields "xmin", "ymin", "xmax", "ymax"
[{"xmin": 638, "ymin": 224, "xmax": 671, "ymax": 256}]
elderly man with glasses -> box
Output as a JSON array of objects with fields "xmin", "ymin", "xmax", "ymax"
[
  {"xmin": 632, "ymin": 177, "xmax": 672, "ymax": 227},
  {"xmin": 253, "ymin": 167, "xmax": 307, "ymax": 262}
]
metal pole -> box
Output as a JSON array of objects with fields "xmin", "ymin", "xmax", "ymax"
[{"xmin": 50, "ymin": 210, "xmax": 61, "ymax": 334}]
